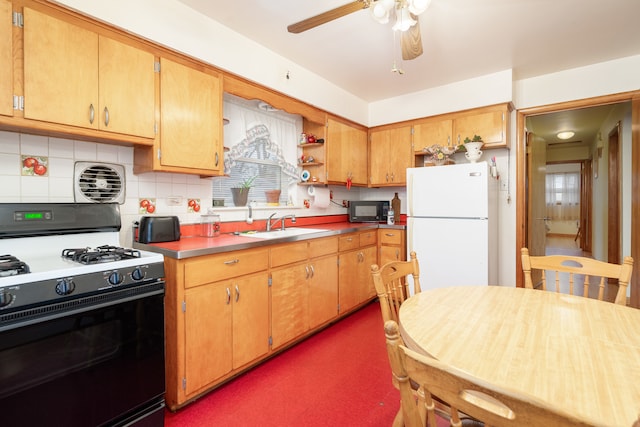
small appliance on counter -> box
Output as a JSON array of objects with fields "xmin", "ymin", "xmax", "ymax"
[
  {"xmin": 136, "ymin": 215, "xmax": 181, "ymax": 243},
  {"xmin": 348, "ymin": 200, "xmax": 390, "ymax": 223}
]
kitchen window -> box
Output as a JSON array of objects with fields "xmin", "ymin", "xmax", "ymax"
[{"xmin": 214, "ymin": 94, "xmax": 301, "ymax": 206}]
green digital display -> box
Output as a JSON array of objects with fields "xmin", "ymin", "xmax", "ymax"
[{"xmin": 24, "ymin": 212, "xmax": 44, "ymax": 220}]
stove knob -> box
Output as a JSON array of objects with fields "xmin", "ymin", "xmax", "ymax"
[
  {"xmin": 0, "ymin": 289, "xmax": 14, "ymax": 308},
  {"xmin": 131, "ymin": 267, "xmax": 145, "ymax": 281},
  {"xmin": 55, "ymin": 279, "xmax": 75, "ymax": 296},
  {"xmin": 108, "ymin": 271, "xmax": 124, "ymax": 286}
]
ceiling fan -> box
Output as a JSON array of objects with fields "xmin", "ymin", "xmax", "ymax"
[{"xmin": 287, "ymin": 0, "xmax": 429, "ymax": 61}]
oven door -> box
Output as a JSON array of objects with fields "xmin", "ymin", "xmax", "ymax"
[{"xmin": 0, "ymin": 283, "xmax": 165, "ymax": 427}]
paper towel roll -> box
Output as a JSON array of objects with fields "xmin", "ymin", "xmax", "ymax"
[{"xmin": 312, "ymin": 187, "xmax": 331, "ymax": 208}]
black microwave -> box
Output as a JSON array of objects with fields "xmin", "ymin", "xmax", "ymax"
[{"xmin": 348, "ymin": 200, "xmax": 390, "ymax": 223}]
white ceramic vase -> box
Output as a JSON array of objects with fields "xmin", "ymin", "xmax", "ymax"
[{"xmin": 464, "ymin": 142, "xmax": 483, "ymax": 163}]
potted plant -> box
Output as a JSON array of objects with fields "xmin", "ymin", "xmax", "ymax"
[
  {"xmin": 462, "ymin": 135, "xmax": 484, "ymax": 163},
  {"xmin": 230, "ymin": 176, "xmax": 256, "ymax": 206}
]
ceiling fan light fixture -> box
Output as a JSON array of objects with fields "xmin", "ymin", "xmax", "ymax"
[
  {"xmin": 408, "ymin": 0, "xmax": 431, "ymax": 15},
  {"xmin": 557, "ymin": 131, "xmax": 575, "ymax": 140},
  {"xmin": 371, "ymin": 3, "xmax": 390, "ymax": 23},
  {"xmin": 392, "ymin": 7, "xmax": 416, "ymax": 32}
]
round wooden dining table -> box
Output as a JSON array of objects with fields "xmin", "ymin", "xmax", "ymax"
[{"xmin": 398, "ymin": 286, "xmax": 640, "ymax": 426}]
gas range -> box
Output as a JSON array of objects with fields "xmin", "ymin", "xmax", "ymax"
[{"xmin": 0, "ymin": 203, "xmax": 164, "ymax": 313}]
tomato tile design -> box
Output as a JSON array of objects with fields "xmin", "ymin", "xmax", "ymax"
[
  {"xmin": 139, "ymin": 198, "xmax": 157, "ymax": 214},
  {"xmin": 21, "ymin": 155, "xmax": 48, "ymax": 176}
]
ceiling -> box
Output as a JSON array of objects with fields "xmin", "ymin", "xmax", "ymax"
[
  {"xmin": 175, "ymin": 0, "xmax": 640, "ymax": 103},
  {"xmin": 175, "ymin": 0, "xmax": 640, "ymax": 147}
]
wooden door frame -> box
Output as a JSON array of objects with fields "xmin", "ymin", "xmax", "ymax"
[
  {"xmin": 607, "ymin": 122, "xmax": 621, "ymax": 267},
  {"xmin": 516, "ymin": 90, "xmax": 640, "ymax": 308}
]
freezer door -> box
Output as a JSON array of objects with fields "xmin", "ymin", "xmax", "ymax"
[
  {"xmin": 407, "ymin": 162, "xmax": 489, "ymax": 218},
  {"xmin": 407, "ymin": 217, "xmax": 489, "ymax": 293}
]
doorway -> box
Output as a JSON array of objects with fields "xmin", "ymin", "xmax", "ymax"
[{"xmin": 515, "ymin": 92, "xmax": 640, "ymax": 308}]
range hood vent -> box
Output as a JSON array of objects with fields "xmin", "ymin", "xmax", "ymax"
[{"xmin": 74, "ymin": 162, "xmax": 126, "ymax": 204}]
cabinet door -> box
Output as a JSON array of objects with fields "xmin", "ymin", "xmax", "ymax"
[
  {"xmin": 160, "ymin": 57, "xmax": 223, "ymax": 173},
  {"xmin": 308, "ymin": 254, "xmax": 338, "ymax": 329},
  {"xmin": 98, "ymin": 36, "xmax": 155, "ymax": 137},
  {"xmin": 184, "ymin": 282, "xmax": 233, "ymax": 395},
  {"xmin": 359, "ymin": 246, "xmax": 378, "ymax": 301},
  {"xmin": 23, "ymin": 8, "xmax": 98, "ymax": 128},
  {"xmin": 326, "ymin": 117, "xmax": 368, "ymax": 185},
  {"xmin": 232, "ymin": 272, "xmax": 269, "ymax": 368},
  {"xmin": 454, "ymin": 109, "xmax": 506, "ymax": 147},
  {"xmin": 380, "ymin": 245, "xmax": 402, "ymax": 266},
  {"xmin": 369, "ymin": 126, "xmax": 412, "ymax": 185},
  {"xmin": 413, "ymin": 119, "xmax": 453, "ymax": 151},
  {"xmin": 0, "ymin": 0, "xmax": 12, "ymax": 117},
  {"xmin": 338, "ymin": 249, "xmax": 361, "ymax": 313},
  {"xmin": 270, "ymin": 262, "xmax": 309, "ymax": 349}
]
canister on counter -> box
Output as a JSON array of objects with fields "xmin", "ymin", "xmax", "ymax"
[{"xmin": 200, "ymin": 214, "xmax": 221, "ymax": 237}]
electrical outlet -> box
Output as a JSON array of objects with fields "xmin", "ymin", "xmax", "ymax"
[{"xmin": 342, "ymin": 200, "xmax": 349, "ymax": 208}]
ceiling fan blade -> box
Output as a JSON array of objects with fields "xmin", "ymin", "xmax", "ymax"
[
  {"xmin": 401, "ymin": 15, "xmax": 423, "ymax": 60},
  {"xmin": 287, "ymin": 1, "xmax": 369, "ymax": 34}
]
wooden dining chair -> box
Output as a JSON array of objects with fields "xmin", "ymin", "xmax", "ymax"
[
  {"xmin": 370, "ymin": 250, "xmax": 421, "ymax": 324},
  {"xmin": 385, "ymin": 320, "xmax": 593, "ymax": 427},
  {"xmin": 520, "ymin": 247, "xmax": 634, "ymax": 305},
  {"xmin": 371, "ymin": 251, "xmax": 424, "ymax": 426}
]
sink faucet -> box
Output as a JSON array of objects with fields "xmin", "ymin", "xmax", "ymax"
[{"xmin": 266, "ymin": 213, "xmax": 296, "ymax": 231}]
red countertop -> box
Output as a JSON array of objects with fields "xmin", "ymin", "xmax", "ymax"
[{"xmin": 134, "ymin": 215, "xmax": 406, "ymax": 259}]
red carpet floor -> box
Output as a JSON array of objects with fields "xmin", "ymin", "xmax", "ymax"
[{"xmin": 164, "ymin": 301, "xmax": 402, "ymax": 426}]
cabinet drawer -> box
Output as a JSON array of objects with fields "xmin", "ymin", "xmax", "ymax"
[
  {"xmin": 309, "ymin": 237, "xmax": 338, "ymax": 258},
  {"xmin": 359, "ymin": 230, "xmax": 377, "ymax": 247},
  {"xmin": 380, "ymin": 229, "xmax": 402, "ymax": 245},
  {"xmin": 184, "ymin": 248, "xmax": 269, "ymax": 288},
  {"xmin": 270, "ymin": 241, "xmax": 308, "ymax": 268},
  {"xmin": 339, "ymin": 233, "xmax": 359, "ymax": 251}
]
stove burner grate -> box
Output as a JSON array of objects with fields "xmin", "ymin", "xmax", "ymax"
[
  {"xmin": 61, "ymin": 245, "xmax": 141, "ymax": 265},
  {"xmin": 0, "ymin": 254, "xmax": 31, "ymax": 276}
]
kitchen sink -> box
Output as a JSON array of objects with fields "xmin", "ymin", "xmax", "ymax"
[{"xmin": 239, "ymin": 227, "xmax": 328, "ymax": 239}]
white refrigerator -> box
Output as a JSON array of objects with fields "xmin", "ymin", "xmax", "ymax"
[{"xmin": 406, "ymin": 161, "xmax": 498, "ymax": 293}]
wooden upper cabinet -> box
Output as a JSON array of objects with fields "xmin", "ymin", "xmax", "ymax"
[
  {"xmin": 369, "ymin": 125, "xmax": 412, "ymax": 186},
  {"xmin": 413, "ymin": 119, "xmax": 454, "ymax": 152},
  {"xmin": 453, "ymin": 104, "xmax": 511, "ymax": 148},
  {"xmin": 0, "ymin": 0, "xmax": 12, "ymax": 117},
  {"xmin": 158, "ymin": 57, "xmax": 223, "ymax": 174},
  {"xmin": 326, "ymin": 116, "xmax": 368, "ymax": 186},
  {"xmin": 22, "ymin": 8, "xmax": 155, "ymax": 138}
]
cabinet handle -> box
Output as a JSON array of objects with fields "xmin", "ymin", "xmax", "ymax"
[
  {"xmin": 223, "ymin": 259, "xmax": 240, "ymax": 265},
  {"xmin": 226, "ymin": 287, "xmax": 231, "ymax": 305},
  {"xmin": 386, "ymin": 173, "xmax": 389, "ymax": 182},
  {"xmin": 305, "ymin": 265, "xmax": 310, "ymax": 279},
  {"xmin": 391, "ymin": 173, "xmax": 395, "ymax": 182},
  {"xmin": 104, "ymin": 106, "xmax": 110, "ymax": 127},
  {"xmin": 385, "ymin": 232, "xmax": 395, "ymax": 237},
  {"xmin": 215, "ymin": 152, "xmax": 219, "ymax": 167},
  {"xmin": 89, "ymin": 104, "xmax": 95, "ymax": 124},
  {"xmin": 235, "ymin": 285, "xmax": 240, "ymax": 302},
  {"xmin": 395, "ymin": 249, "xmax": 400, "ymax": 260},
  {"xmin": 309, "ymin": 264, "xmax": 315, "ymax": 279},
  {"xmin": 346, "ymin": 237, "xmax": 353, "ymax": 242}
]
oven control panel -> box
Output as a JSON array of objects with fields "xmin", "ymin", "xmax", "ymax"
[{"xmin": 0, "ymin": 262, "xmax": 164, "ymax": 313}]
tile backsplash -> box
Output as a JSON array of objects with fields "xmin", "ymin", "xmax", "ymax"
[
  {"xmin": 0, "ymin": 131, "xmax": 403, "ymax": 246},
  {"xmin": 0, "ymin": 131, "xmax": 213, "ymax": 245}
]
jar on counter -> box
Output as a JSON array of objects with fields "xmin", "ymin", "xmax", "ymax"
[{"xmin": 200, "ymin": 214, "xmax": 221, "ymax": 237}]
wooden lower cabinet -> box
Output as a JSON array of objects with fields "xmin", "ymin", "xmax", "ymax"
[
  {"xmin": 378, "ymin": 228, "xmax": 406, "ymax": 266},
  {"xmin": 338, "ymin": 230, "xmax": 378, "ymax": 314},
  {"xmin": 184, "ymin": 272, "xmax": 269, "ymax": 396},
  {"xmin": 270, "ymin": 237, "xmax": 338, "ymax": 350},
  {"xmin": 164, "ymin": 247, "xmax": 270, "ymax": 409},
  {"xmin": 164, "ymin": 231, "xmax": 380, "ymax": 410}
]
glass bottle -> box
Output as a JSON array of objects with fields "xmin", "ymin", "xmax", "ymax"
[{"xmin": 392, "ymin": 192, "xmax": 401, "ymax": 223}]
